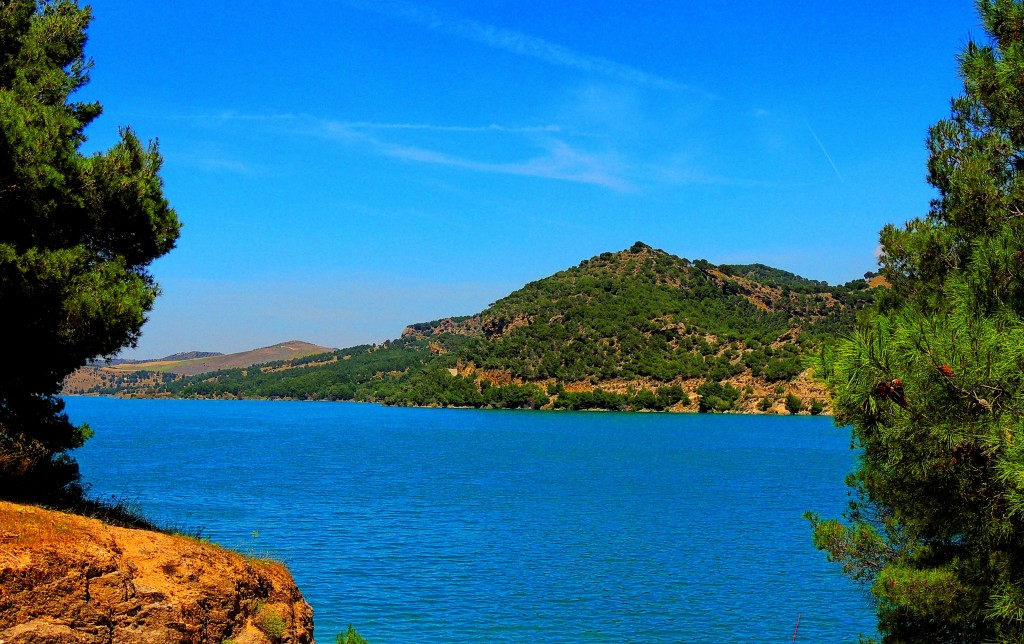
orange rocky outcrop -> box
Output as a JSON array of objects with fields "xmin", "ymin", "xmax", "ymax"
[{"xmin": 0, "ymin": 501, "xmax": 313, "ymax": 643}]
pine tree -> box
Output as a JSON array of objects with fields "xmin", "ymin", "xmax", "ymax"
[
  {"xmin": 809, "ymin": 1, "xmax": 1024, "ymax": 640},
  {"xmin": 0, "ymin": 1, "xmax": 179, "ymax": 502}
]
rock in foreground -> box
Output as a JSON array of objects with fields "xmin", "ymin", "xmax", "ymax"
[{"xmin": 0, "ymin": 501, "xmax": 313, "ymax": 643}]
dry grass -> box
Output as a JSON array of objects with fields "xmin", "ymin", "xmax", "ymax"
[
  {"xmin": 1, "ymin": 502, "xmax": 73, "ymax": 542},
  {"xmin": 0, "ymin": 501, "xmax": 84, "ymax": 565}
]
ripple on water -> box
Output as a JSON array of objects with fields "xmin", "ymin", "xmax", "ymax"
[{"xmin": 67, "ymin": 399, "xmax": 877, "ymax": 642}]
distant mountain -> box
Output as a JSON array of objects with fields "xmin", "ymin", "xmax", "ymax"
[
  {"xmin": 73, "ymin": 243, "xmax": 878, "ymax": 414},
  {"xmin": 156, "ymin": 350, "xmax": 224, "ymax": 362},
  {"xmin": 63, "ymin": 341, "xmax": 335, "ymax": 394},
  {"xmin": 86, "ymin": 351, "xmax": 224, "ymax": 368}
]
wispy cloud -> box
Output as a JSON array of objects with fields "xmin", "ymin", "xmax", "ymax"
[
  {"xmin": 182, "ymin": 112, "xmax": 565, "ymax": 135},
  {"xmin": 378, "ymin": 138, "xmax": 634, "ymax": 191},
  {"xmin": 311, "ymin": 118, "xmax": 633, "ymax": 190},
  {"xmin": 342, "ymin": 121, "xmax": 564, "ymax": 134},
  {"xmin": 341, "ymin": 0, "xmax": 710, "ymax": 96},
  {"xmin": 182, "ymin": 110, "xmax": 774, "ymax": 191},
  {"xmin": 184, "ymin": 111, "xmax": 635, "ymax": 190}
]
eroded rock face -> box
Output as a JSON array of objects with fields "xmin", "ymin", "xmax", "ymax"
[
  {"xmin": 0, "ymin": 502, "xmax": 314, "ymax": 643},
  {"xmin": 480, "ymin": 314, "xmax": 530, "ymax": 340}
]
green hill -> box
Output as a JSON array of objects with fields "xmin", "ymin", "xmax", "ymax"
[{"xmin": 91, "ymin": 243, "xmax": 876, "ymax": 413}]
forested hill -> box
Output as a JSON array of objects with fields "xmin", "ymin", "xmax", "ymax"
[{"xmin": 86, "ymin": 242, "xmax": 877, "ymax": 413}]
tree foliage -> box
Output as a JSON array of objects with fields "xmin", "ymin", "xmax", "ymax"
[
  {"xmin": 809, "ymin": 2, "xmax": 1024, "ymax": 639},
  {"xmin": 696, "ymin": 381, "xmax": 741, "ymax": 413},
  {"xmin": 336, "ymin": 625, "xmax": 369, "ymax": 644},
  {"xmin": 456, "ymin": 243, "xmax": 867, "ymax": 386},
  {"xmin": 0, "ymin": 1, "xmax": 179, "ymax": 502}
]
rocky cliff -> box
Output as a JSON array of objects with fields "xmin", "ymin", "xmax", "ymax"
[{"xmin": 0, "ymin": 501, "xmax": 314, "ymax": 643}]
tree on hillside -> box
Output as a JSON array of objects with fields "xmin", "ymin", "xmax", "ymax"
[
  {"xmin": 0, "ymin": 1, "xmax": 179, "ymax": 502},
  {"xmin": 808, "ymin": 1, "xmax": 1024, "ymax": 640}
]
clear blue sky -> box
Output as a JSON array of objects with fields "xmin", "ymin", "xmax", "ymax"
[{"xmin": 78, "ymin": 1, "xmax": 981, "ymax": 358}]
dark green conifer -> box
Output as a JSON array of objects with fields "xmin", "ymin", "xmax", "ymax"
[
  {"xmin": 0, "ymin": 1, "xmax": 179, "ymax": 502},
  {"xmin": 809, "ymin": 1, "xmax": 1024, "ymax": 640}
]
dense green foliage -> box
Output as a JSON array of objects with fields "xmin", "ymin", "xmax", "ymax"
[
  {"xmin": 696, "ymin": 380, "xmax": 742, "ymax": 413},
  {"xmin": 336, "ymin": 626, "xmax": 369, "ymax": 644},
  {"xmin": 809, "ymin": 2, "xmax": 1024, "ymax": 639},
  {"xmin": 784, "ymin": 393, "xmax": 803, "ymax": 415},
  {"xmin": 111, "ymin": 242, "xmax": 872, "ymax": 412},
  {"xmin": 157, "ymin": 339, "xmax": 439, "ymax": 402},
  {"xmin": 809, "ymin": 398, "xmax": 824, "ymax": 416},
  {"xmin": 0, "ymin": 1, "xmax": 179, "ymax": 502},
  {"xmin": 722, "ymin": 262, "xmax": 871, "ymax": 296},
  {"xmin": 552, "ymin": 384, "xmax": 689, "ymax": 411},
  {"xmin": 721, "ymin": 263, "xmax": 831, "ymax": 293},
  {"xmin": 449, "ymin": 242, "xmax": 869, "ymax": 386},
  {"xmin": 146, "ymin": 338, "xmax": 559, "ymax": 410}
]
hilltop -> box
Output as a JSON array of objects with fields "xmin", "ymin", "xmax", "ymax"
[{"xmin": 74, "ymin": 243, "xmax": 877, "ymax": 413}]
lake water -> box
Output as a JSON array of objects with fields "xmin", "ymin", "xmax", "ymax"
[{"xmin": 64, "ymin": 397, "xmax": 876, "ymax": 642}]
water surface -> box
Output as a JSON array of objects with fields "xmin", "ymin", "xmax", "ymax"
[{"xmin": 66, "ymin": 397, "xmax": 876, "ymax": 642}]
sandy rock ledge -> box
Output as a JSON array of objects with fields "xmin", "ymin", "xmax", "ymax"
[{"xmin": 0, "ymin": 501, "xmax": 313, "ymax": 643}]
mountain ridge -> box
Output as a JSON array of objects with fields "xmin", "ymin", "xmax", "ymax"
[
  {"xmin": 63, "ymin": 341, "xmax": 336, "ymax": 394},
  {"xmin": 66, "ymin": 243, "xmax": 876, "ymax": 413}
]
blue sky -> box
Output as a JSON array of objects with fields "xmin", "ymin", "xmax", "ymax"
[{"xmin": 78, "ymin": 1, "xmax": 980, "ymax": 357}]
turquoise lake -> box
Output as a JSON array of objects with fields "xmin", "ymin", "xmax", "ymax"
[{"xmin": 64, "ymin": 397, "xmax": 877, "ymax": 642}]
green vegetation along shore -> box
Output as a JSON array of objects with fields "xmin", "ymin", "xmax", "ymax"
[{"xmin": 68, "ymin": 242, "xmax": 878, "ymax": 414}]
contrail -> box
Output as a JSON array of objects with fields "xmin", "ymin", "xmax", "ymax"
[{"xmin": 806, "ymin": 123, "xmax": 843, "ymax": 183}]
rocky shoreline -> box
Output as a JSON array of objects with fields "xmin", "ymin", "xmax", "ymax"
[{"xmin": 0, "ymin": 502, "xmax": 314, "ymax": 643}]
